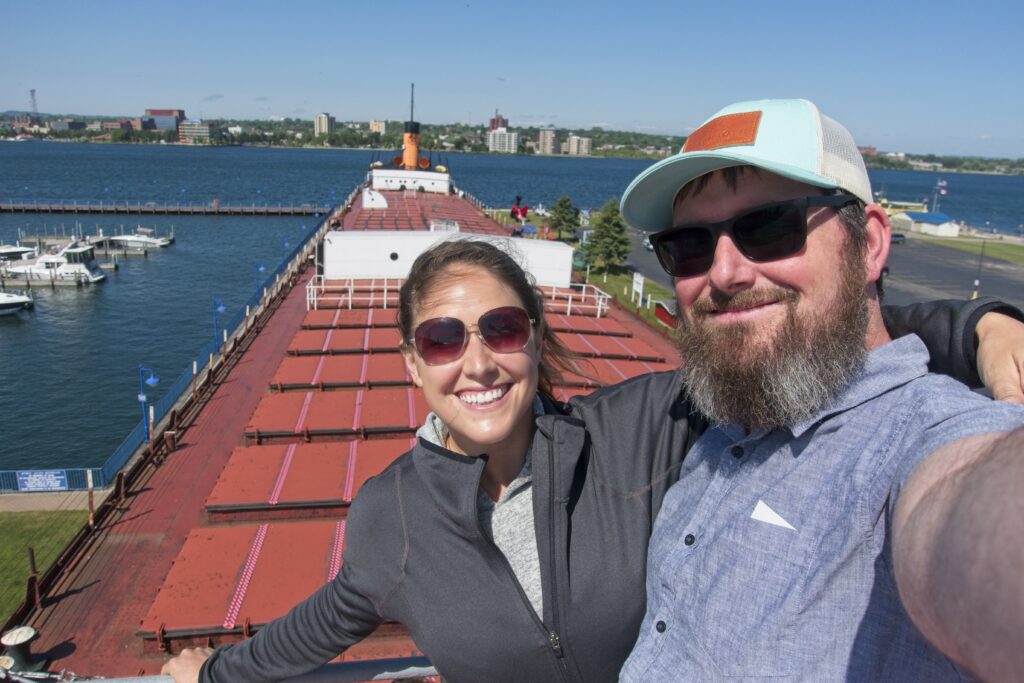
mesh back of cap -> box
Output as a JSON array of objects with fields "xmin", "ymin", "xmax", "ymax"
[{"xmin": 818, "ymin": 113, "xmax": 872, "ymax": 203}]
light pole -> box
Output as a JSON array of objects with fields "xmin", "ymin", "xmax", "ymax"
[
  {"xmin": 212, "ymin": 297, "xmax": 227, "ymax": 350},
  {"xmin": 971, "ymin": 240, "xmax": 988, "ymax": 300},
  {"xmin": 138, "ymin": 365, "xmax": 160, "ymax": 443},
  {"xmin": 254, "ymin": 262, "xmax": 266, "ymax": 297}
]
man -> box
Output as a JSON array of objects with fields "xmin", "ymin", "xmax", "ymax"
[{"xmin": 617, "ymin": 99, "xmax": 1024, "ymax": 681}]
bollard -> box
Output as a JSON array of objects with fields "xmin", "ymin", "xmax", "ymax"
[{"xmin": 0, "ymin": 626, "xmax": 48, "ymax": 672}]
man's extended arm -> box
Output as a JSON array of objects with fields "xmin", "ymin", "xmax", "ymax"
[
  {"xmin": 882, "ymin": 297, "xmax": 1024, "ymax": 401},
  {"xmin": 892, "ymin": 427, "xmax": 1024, "ymax": 682}
]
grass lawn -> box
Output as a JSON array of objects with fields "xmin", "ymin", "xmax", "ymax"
[
  {"xmin": 578, "ymin": 265, "xmax": 675, "ymax": 330},
  {"xmin": 0, "ymin": 510, "xmax": 86, "ymax": 622},
  {"xmin": 917, "ymin": 237, "xmax": 1024, "ymax": 266}
]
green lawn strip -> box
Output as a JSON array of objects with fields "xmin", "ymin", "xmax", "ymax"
[
  {"xmin": 578, "ymin": 265, "xmax": 675, "ymax": 329},
  {"xmin": 916, "ymin": 237, "xmax": 1024, "ymax": 266},
  {"xmin": 0, "ymin": 510, "xmax": 87, "ymax": 622}
]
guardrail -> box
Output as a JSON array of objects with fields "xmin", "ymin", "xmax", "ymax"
[{"xmin": 0, "ymin": 656, "xmax": 435, "ymax": 682}]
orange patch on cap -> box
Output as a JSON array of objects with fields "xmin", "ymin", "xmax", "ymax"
[{"xmin": 682, "ymin": 111, "xmax": 762, "ymax": 153}]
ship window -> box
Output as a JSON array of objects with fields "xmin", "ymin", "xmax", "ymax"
[{"xmin": 389, "ymin": 252, "xmax": 399, "ymax": 261}]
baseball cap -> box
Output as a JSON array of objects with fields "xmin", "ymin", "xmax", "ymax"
[{"xmin": 620, "ymin": 99, "xmax": 873, "ymax": 232}]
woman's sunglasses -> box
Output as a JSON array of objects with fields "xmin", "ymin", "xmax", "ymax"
[
  {"xmin": 649, "ymin": 194, "xmax": 860, "ymax": 278},
  {"xmin": 410, "ymin": 306, "xmax": 536, "ymax": 366}
]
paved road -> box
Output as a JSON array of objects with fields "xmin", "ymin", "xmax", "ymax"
[
  {"xmin": 621, "ymin": 227, "xmax": 1024, "ymax": 311},
  {"xmin": 884, "ymin": 237, "xmax": 1024, "ymax": 310}
]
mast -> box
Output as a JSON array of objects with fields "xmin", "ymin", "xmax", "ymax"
[{"xmin": 402, "ymin": 82, "xmax": 421, "ymax": 171}]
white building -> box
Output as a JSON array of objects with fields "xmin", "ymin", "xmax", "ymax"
[
  {"xmin": 314, "ymin": 113, "xmax": 336, "ymax": 137},
  {"xmin": 487, "ymin": 127, "xmax": 519, "ymax": 154},
  {"xmin": 891, "ymin": 211, "xmax": 960, "ymax": 237},
  {"xmin": 567, "ymin": 135, "xmax": 592, "ymax": 157},
  {"xmin": 537, "ymin": 129, "xmax": 559, "ymax": 155},
  {"xmin": 369, "ymin": 120, "xmax": 386, "ymax": 134},
  {"xmin": 178, "ymin": 120, "xmax": 212, "ymax": 144}
]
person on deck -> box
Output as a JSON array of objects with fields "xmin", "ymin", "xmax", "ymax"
[{"xmin": 613, "ymin": 98, "xmax": 1024, "ymax": 682}]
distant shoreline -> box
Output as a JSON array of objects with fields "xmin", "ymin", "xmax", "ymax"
[{"xmin": 4, "ymin": 139, "xmax": 1019, "ymax": 175}]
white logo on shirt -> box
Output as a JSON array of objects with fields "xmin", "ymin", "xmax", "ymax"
[{"xmin": 750, "ymin": 500, "xmax": 796, "ymax": 531}]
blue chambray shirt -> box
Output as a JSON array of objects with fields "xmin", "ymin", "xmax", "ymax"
[{"xmin": 621, "ymin": 335, "xmax": 1024, "ymax": 681}]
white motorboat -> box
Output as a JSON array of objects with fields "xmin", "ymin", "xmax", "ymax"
[
  {"xmin": 0, "ymin": 290, "xmax": 33, "ymax": 315},
  {"xmin": 0, "ymin": 244, "xmax": 37, "ymax": 263},
  {"xmin": 4, "ymin": 241, "xmax": 106, "ymax": 284},
  {"xmin": 107, "ymin": 226, "xmax": 175, "ymax": 249}
]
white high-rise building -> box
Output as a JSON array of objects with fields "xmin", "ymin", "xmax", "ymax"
[
  {"xmin": 567, "ymin": 135, "xmax": 593, "ymax": 157},
  {"xmin": 537, "ymin": 129, "xmax": 559, "ymax": 155},
  {"xmin": 487, "ymin": 127, "xmax": 519, "ymax": 154},
  {"xmin": 314, "ymin": 113, "xmax": 336, "ymax": 137},
  {"xmin": 369, "ymin": 120, "xmax": 386, "ymax": 134}
]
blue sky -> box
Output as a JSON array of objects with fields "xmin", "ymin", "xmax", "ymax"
[{"xmin": 3, "ymin": 0, "xmax": 1022, "ymax": 157}]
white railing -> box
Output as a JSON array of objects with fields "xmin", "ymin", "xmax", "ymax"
[
  {"xmin": 542, "ymin": 283, "xmax": 611, "ymax": 318},
  {"xmin": 306, "ymin": 277, "xmax": 402, "ymax": 312}
]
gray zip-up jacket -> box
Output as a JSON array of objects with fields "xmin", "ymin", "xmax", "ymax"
[{"xmin": 199, "ymin": 296, "xmax": 1016, "ymax": 683}]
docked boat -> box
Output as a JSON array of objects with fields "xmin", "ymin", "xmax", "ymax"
[
  {"xmin": 0, "ymin": 244, "xmax": 37, "ymax": 263},
  {"xmin": 107, "ymin": 226, "xmax": 175, "ymax": 249},
  {"xmin": 0, "ymin": 290, "xmax": 33, "ymax": 316},
  {"xmin": 3, "ymin": 240, "xmax": 106, "ymax": 285}
]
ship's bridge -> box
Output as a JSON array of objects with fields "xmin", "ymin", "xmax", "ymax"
[
  {"xmin": 368, "ymin": 168, "xmax": 451, "ymax": 194},
  {"xmin": 323, "ymin": 231, "xmax": 574, "ymax": 288}
]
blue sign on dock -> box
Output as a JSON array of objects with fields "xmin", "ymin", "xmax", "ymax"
[{"xmin": 17, "ymin": 470, "xmax": 69, "ymax": 492}]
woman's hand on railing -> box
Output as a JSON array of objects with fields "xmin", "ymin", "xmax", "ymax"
[{"xmin": 161, "ymin": 646, "xmax": 213, "ymax": 683}]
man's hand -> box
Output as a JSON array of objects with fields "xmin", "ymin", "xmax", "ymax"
[
  {"xmin": 161, "ymin": 647, "xmax": 214, "ymax": 683},
  {"xmin": 976, "ymin": 311, "xmax": 1024, "ymax": 403}
]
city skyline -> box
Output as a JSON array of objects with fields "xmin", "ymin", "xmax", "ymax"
[{"xmin": 3, "ymin": 0, "xmax": 1023, "ymax": 158}]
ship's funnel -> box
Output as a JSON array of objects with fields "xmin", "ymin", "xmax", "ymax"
[
  {"xmin": 402, "ymin": 83, "xmax": 421, "ymax": 171},
  {"xmin": 403, "ymin": 120, "xmax": 420, "ymax": 171}
]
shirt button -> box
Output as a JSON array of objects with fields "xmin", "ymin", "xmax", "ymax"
[
  {"xmin": 684, "ymin": 533, "xmax": 695, "ymax": 546},
  {"xmin": 731, "ymin": 446, "xmax": 744, "ymax": 458},
  {"xmin": 655, "ymin": 620, "xmax": 667, "ymax": 633}
]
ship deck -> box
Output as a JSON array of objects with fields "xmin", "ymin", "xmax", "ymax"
[{"xmin": 21, "ymin": 188, "xmax": 681, "ymax": 677}]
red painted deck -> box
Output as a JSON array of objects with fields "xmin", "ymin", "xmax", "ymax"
[
  {"xmin": 343, "ymin": 190, "xmax": 512, "ymax": 236},
  {"xmin": 24, "ymin": 190, "xmax": 681, "ymax": 678}
]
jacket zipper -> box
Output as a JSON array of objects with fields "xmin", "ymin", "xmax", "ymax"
[
  {"xmin": 474, "ymin": 443, "xmax": 571, "ymax": 682},
  {"xmin": 546, "ymin": 436, "xmax": 564, "ymax": 660}
]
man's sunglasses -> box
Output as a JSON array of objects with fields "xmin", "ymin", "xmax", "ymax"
[
  {"xmin": 649, "ymin": 194, "xmax": 860, "ymax": 277},
  {"xmin": 409, "ymin": 306, "xmax": 536, "ymax": 366}
]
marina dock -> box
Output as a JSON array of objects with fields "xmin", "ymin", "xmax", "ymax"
[{"xmin": 0, "ymin": 200, "xmax": 331, "ymax": 216}]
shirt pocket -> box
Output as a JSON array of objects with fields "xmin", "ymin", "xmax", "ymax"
[{"xmin": 689, "ymin": 513, "xmax": 811, "ymax": 678}]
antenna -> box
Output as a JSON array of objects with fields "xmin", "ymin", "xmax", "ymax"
[
  {"xmin": 29, "ymin": 89, "xmax": 38, "ymax": 115},
  {"xmin": 409, "ymin": 83, "xmax": 415, "ymax": 122}
]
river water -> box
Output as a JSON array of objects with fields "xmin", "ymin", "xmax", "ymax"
[{"xmin": 1, "ymin": 142, "xmax": 1022, "ymax": 470}]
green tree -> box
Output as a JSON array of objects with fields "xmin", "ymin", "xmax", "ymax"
[
  {"xmin": 582, "ymin": 198, "xmax": 631, "ymax": 276},
  {"xmin": 548, "ymin": 195, "xmax": 578, "ymax": 241}
]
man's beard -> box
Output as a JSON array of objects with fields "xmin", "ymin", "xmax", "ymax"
[{"xmin": 675, "ymin": 258, "xmax": 869, "ymax": 431}]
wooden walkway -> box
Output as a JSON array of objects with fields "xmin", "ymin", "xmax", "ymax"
[{"xmin": 0, "ymin": 201, "xmax": 331, "ymax": 216}]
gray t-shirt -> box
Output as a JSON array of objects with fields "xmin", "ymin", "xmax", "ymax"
[
  {"xmin": 622, "ymin": 335, "xmax": 1024, "ymax": 681},
  {"xmin": 416, "ymin": 398, "xmax": 544, "ymax": 618}
]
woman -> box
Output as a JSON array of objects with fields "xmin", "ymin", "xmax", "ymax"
[
  {"xmin": 166, "ymin": 238, "xmax": 628, "ymax": 682},
  {"xmin": 165, "ymin": 238, "xmax": 1022, "ymax": 683}
]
